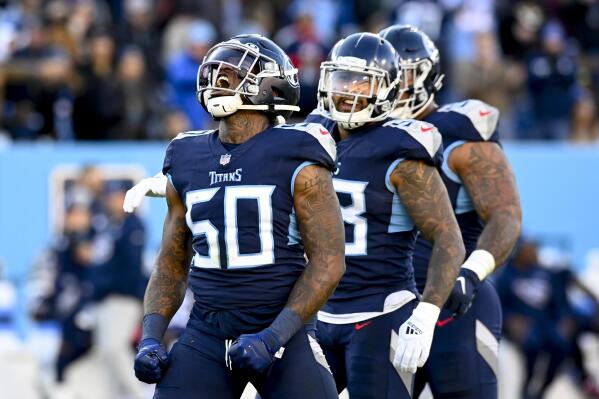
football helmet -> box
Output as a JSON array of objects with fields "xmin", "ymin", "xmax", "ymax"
[
  {"xmin": 379, "ymin": 25, "xmax": 444, "ymax": 119},
  {"xmin": 197, "ymin": 34, "xmax": 300, "ymax": 119},
  {"xmin": 317, "ymin": 32, "xmax": 401, "ymax": 130}
]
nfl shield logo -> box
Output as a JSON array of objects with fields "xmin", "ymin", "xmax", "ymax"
[{"xmin": 220, "ymin": 154, "xmax": 231, "ymax": 165}]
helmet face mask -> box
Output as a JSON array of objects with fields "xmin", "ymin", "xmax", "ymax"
[
  {"xmin": 317, "ymin": 33, "xmax": 401, "ymax": 130},
  {"xmin": 319, "ymin": 62, "xmax": 396, "ymax": 129},
  {"xmin": 394, "ymin": 57, "xmax": 440, "ymax": 119},
  {"xmin": 197, "ymin": 35, "xmax": 300, "ymax": 119}
]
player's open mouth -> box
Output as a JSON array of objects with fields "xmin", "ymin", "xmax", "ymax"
[
  {"xmin": 336, "ymin": 97, "xmax": 365, "ymax": 112},
  {"xmin": 216, "ymin": 74, "xmax": 230, "ymax": 89}
]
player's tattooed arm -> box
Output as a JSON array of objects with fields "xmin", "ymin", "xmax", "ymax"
[
  {"xmin": 143, "ymin": 182, "xmax": 191, "ymax": 319},
  {"xmin": 450, "ymin": 142, "xmax": 522, "ymax": 266},
  {"xmin": 287, "ymin": 164, "xmax": 346, "ymax": 321},
  {"xmin": 391, "ymin": 160, "xmax": 465, "ymax": 308}
]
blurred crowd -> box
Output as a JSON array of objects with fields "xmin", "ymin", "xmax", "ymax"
[
  {"xmin": 27, "ymin": 165, "xmax": 149, "ymax": 398},
  {"xmin": 495, "ymin": 238, "xmax": 599, "ymax": 398},
  {"xmin": 0, "ymin": 0, "xmax": 597, "ymax": 142}
]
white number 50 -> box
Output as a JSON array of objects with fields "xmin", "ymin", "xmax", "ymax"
[{"xmin": 185, "ymin": 185, "xmax": 275, "ymax": 269}]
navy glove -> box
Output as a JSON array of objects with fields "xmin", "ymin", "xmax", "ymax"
[
  {"xmin": 134, "ymin": 338, "xmax": 169, "ymax": 383},
  {"xmin": 444, "ymin": 268, "xmax": 480, "ymax": 317},
  {"xmin": 228, "ymin": 328, "xmax": 282, "ymax": 374}
]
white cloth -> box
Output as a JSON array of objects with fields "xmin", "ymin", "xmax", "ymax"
[
  {"xmin": 93, "ymin": 295, "xmax": 145, "ymax": 399},
  {"xmin": 123, "ymin": 173, "xmax": 167, "ymax": 213}
]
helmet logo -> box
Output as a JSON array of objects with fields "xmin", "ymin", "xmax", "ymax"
[
  {"xmin": 220, "ymin": 154, "xmax": 231, "ymax": 165},
  {"xmin": 284, "ymin": 58, "xmax": 299, "ymax": 87}
]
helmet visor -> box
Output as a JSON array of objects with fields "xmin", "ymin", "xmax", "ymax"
[{"xmin": 204, "ymin": 46, "xmax": 259, "ymax": 73}]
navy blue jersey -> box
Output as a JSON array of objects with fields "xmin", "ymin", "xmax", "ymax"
[
  {"xmin": 494, "ymin": 263, "xmax": 557, "ymax": 321},
  {"xmin": 306, "ymin": 111, "xmax": 443, "ymax": 315},
  {"xmin": 413, "ymin": 100, "xmax": 500, "ymax": 292},
  {"xmin": 162, "ymin": 124, "xmax": 336, "ymax": 338}
]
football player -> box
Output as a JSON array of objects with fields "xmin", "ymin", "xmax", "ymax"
[
  {"xmin": 305, "ymin": 32, "xmax": 465, "ymax": 398},
  {"xmin": 380, "ymin": 25, "xmax": 522, "ymax": 398},
  {"xmin": 132, "ymin": 34, "xmax": 345, "ymax": 398}
]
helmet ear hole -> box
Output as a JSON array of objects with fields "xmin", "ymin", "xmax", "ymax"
[{"xmin": 272, "ymin": 88, "xmax": 283, "ymax": 100}]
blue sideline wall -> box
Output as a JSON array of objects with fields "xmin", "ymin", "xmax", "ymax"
[{"xmin": 1, "ymin": 141, "xmax": 598, "ymax": 281}]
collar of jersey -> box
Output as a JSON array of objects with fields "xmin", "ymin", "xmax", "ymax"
[{"xmin": 208, "ymin": 128, "xmax": 270, "ymax": 165}]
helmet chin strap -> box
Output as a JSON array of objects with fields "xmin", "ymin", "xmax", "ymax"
[
  {"xmin": 331, "ymin": 105, "xmax": 375, "ymax": 130},
  {"xmin": 339, "ymin": 120, "xmax": 366, "ymax": 130},
  {"xmin": 206, "ymin": 94, "xmax": 244, "ymax": 117},
  {"xmin": 411, "ymin": 93, "xmax": 435, "ymax": 119},
  {"xmin": 390, "ymin": 92, "xmax": 436, "ymax": 120},
  {"xmin": 206, "ymin": 94, "xmax": 299, "ymax": 118}
]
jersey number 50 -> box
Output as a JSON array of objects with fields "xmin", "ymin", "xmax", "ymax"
[{"xmin": 185, "ymin": 185, "xmax": 275, "ymax": 269}]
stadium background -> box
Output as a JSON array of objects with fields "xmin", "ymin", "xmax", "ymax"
[{"xmin": 0, "ymin": 0, "xmax": 598, "ymax": 398}]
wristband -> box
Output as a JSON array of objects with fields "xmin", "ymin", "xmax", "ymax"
[
  {"xmin": 461, "ymin": 249, "xmax": 495, "ymax": 281},
  {"xmin": 269, "ymin": 307, "xmax": 303, "ymax": 346},
  {"xmin": 141, "ymin": 313, "xmax": 169, "ymax": 342}
]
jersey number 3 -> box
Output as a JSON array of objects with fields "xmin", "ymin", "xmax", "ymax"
[
  {"xmin": 185, "ymin": 185, "xmax": 275, "ymax": 269},
  {"xmin": 333, "ymin": 179, "xmax": 368, "ymax": 256}
]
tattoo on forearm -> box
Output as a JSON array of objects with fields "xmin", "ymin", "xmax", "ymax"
[
  {"xmin": 393, "ymin": 160, "xmax": 464, "ymax": 307},
  {"xmin": 458, "ymin": 142, "xmax": 521, "ymax": 265},
  {"xmin": 144, "ymin": 185, "xmax": 191, "ymax": 319},
  {"xmin": 287, "ymin": 166, "xmax": 345, "ymax": 321}
]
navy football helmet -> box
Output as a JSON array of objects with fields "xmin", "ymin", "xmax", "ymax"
[
  {"xmin": 317, "ymin": 32, "xmax": 401, "ymax": 129},
  {"xmin": 379, "ymin": 25, "xmax": 444, "ymax": 119},
  {"xmin": 197, "ymin": 34, "xmax": 300, "ymax": 119}
]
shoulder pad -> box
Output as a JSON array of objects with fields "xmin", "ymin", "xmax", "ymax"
[
  {"xmin": 172, "ymin": 130, "xmax": 214, "ymax": 141},
  {"xmin": 276, "ymin": 123, "xmax": 337, "ymax": 162},
  {"xmin": 437, "ymin": 100, "xmax": 499, "ymax": 141},
  {"xmin": 304, "ymin": 109, "xmax": 337, "ymax": 133},
  {"xmin": 382, "ymin": 119, "xmax": 442, "ymax": 158},
  {"xmin": 306, "ymin": 108, "xmax": 327, "ymax": 119}
]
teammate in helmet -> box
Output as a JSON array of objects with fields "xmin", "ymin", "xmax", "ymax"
[
  {"xmin": 132, "ymin": 34, "xmax": 344, "ymax": 398},
  {"xmin": 380, "ymin": 25, "xmax": 522, "ymax": 399},
  {"xmin": 306, "ymin": 32, "xmax": 464, "ymax": 398}
]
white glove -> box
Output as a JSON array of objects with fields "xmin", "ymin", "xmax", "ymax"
[
  {"xmin": 123, "ymin": 173, "xmax": 168, "ymax": 213},
  {"xmin": 393, "ymin": 301, "xmax": 440, "ymax": 373}
]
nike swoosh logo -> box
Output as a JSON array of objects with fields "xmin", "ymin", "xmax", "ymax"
[
  {"xmin": 436, "ymin": 317, "xmax": 454, "ymax": 327},
  {"xmin": 479, "ymin": 110, "xmax": 491, "ymax": 116},
  {"xmin": 421, "ymin": 126, "xmax": 433, "ymax": 132},
  {"xmin": 457, "ymin": 276, "xmax": 466, "ymax": 295},
  {"xmin": 355, "ymin": 320, "xmax": 373, "ymax": 330}
]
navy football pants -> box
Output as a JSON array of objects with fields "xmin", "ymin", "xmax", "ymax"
[
  {"xmin": 154, "ymin": 325, "xmax": 337, "ymax": 399},
  {"xmin": 414, "ymin": 281, "xmax": 502, "ymax": 399},
  {"xmin": 316, "ymin": 299, "xmax": 418, "ymax": 399}
]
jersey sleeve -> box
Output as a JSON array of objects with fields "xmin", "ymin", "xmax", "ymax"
[
  {"xmin": 274, "ymin": 122, "xmax": 337, "ymax": 172},
  {"xmin": 161, "ymin": 130, "xmax": 212, "ymax": 192},
  {"xmin": 161, "ymin": 139, "xmax": 175, "ymax": 177},
  {"xmin": 380, "ymin": 119, "xmax": 444, "ymax": 167},
  {"xmin": 435, "ymin": 99, "xmax": 500, "ymax": 142}
]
